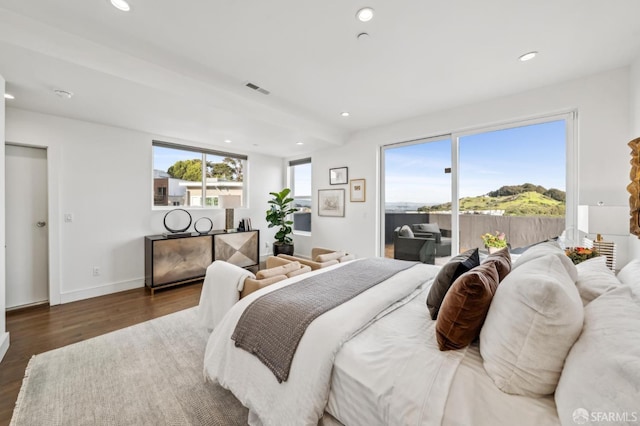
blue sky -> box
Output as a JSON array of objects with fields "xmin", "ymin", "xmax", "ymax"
[{"xmin": 385, "ymin": 120, "xmax": 566, "ymax": 204}]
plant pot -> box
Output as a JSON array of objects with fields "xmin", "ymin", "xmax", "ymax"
[
  {"xmin": 273, "ymin": 243, "xmax": 294, "ymax": 256},
  {"xmin": 487, "ymin": 246, "xmax": 501, "ymax": 254}
]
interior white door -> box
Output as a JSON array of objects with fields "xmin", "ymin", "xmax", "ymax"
[{"xmin": 5, "ymin": 144, "xmax": 49, "ymax": 308}]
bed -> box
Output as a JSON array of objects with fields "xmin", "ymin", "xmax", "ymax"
[{"xmin": 202, "ymin": 245, "xmax": 640, "ymax": 426}]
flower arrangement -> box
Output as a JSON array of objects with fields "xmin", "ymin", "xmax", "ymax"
[
  {"xmin": 565, "ymin": 247, "xmax": 599, "ymax": 264},
  {"xmin": 481, "ymin": 231, "xmax": 507, "ymax": 249}
]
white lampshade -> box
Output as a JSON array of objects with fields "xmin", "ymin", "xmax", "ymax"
[
  {"xmin": 218, "ymin": 194, "xmax": 241, "ymax": 209},
  {"xmin": 577, "ymin": 205, "xmax": 628, "ymax": 236}
]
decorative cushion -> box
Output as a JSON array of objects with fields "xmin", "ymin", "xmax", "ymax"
[
  {"xmin": 413, "ymin": 223, "xmax": 442, "ymax": 243},
  {"xmin": 555, "ymin": 284, "xmax": 640, "ymax": 425},
  {"xmin": 512, "ymin": 241, "xmax": 578, "ymax": 281},
  {"xmin": 256, "ymin": 261, "xmax": 301, "ymax": 279},
  {"xmin": 480, "ymin": 254, "xmax": 583, "ymax": 396},
  {"xmin": 398, "ymin": 225, "xmax": 414, "ymax": 238},
  {"xmin": 575, "ymin": 256, "xmax": 621, "ymax": 305},
  {"xmin": 427, "ymin": 248, "xmax": 480, "ymax": 319},
  {"xmin": 314, "ymin": 251, "xmax": 345, "ymax": 263},
  {"xmin": 413, "ymin": 223, "xmax": 440, "ymax": 233},
  {"xmin": 616, "ymin": 258, "xmax": 640, "ymax": 287},
  {"xmin": 435, "ymin": 261, "xmax": 500, "ymax": 351},
  {"xmin": 482, "ymin": 248, "xmax": 511, "ymax": 281}
]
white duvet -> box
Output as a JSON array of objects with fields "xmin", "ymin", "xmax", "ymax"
[
  {"xmin": 327, "ymin": 286, "xmax": 559, "ymax": 426},
  {"xmin": 203, "ymin": 260, "xmax": 440, "ymax": 426}
]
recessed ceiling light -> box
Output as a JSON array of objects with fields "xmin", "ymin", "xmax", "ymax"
[
  {"xmin": 4, "ymin": 93, "xmax": 15, "ymax": 100},
  {"xmin": 341, "ymin": 112, "xmax": 350, "ymax": 117},
  {"xmin": 356, "ymin": 7, "xmax": 374, "ymax": 22},
  {"xmin": 224, "ymin": 139, "xmax": 232, "ymax": 144},
  {"xmin": 519, "ymin": 51, "xmax": 538, "ymax": 62},
  {"xmin": 110, "ymin": 0, "xmax": 131, "ymax": 12},
  {"xmin": 296, "ymin": 142, "xmax": 304, "ymax": 146},
  {"xmin": 357, "ymin": 32, "xmax": 370, "ymax": 41},
  {"xmin": 54, "ymin": 89, "xmax": 73, "ymax": 99}
]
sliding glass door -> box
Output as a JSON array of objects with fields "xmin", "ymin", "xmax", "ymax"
[
  {"xmin": 382, "ymin": 113, "xmax": 574, "ymax": 260},
  {"xmin": 457, "ymin": 119, "xmax": 567, "ymax": 254},
  {"xmin": 382, "ymin": 136, "xmax": 452, "ymax": 264}
]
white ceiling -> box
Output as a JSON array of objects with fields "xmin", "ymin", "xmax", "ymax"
[{"xmin": 1, "ymin": 1, "xmax": 640, "ymax": 156}]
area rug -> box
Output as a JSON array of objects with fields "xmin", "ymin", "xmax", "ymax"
[{"xmin": 10, "ymin": 308, "xmax": 249, "ymax": 425}]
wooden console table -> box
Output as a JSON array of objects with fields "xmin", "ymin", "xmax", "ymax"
[{"xmin": 144, "ymin": 229, "xmax": 259, "ymax": 293}]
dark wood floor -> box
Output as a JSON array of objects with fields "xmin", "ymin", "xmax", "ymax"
[{"xmin": 0, "ymin": 282, "xmax": 203, "ymax": 426}]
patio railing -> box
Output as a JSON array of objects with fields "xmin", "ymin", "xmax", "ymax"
[{"xmin": 385, "ymin": 212, "xmax": 565, "ymax": 252}]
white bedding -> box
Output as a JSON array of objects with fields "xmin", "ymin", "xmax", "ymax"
[
  {"xmin": 197, "ymin": 260, "xmax": 255, "ymax": 330},
  {"xmin": 203, "ymin": 260, "xmax": 441, "ymax": 426},
  {"xmin": 327, "ymin": 285, "xmax": 560, "ymax": 426}
]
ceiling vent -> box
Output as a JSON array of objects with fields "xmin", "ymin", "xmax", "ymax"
[{"xmin": 244, "ymin": 81, "xmax": 270, "ymax": 95}]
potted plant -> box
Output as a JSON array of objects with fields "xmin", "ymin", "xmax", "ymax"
[
  {"xmin": 266, "ymin": 188, "xmax": 299, "ymax": 256},
  {"xmin": 481, "ymin": 231, "xmax": 508, "ymax": 253}
]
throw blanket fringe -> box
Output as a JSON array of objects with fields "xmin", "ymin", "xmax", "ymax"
[{"xmin": 231, "ymin": 258, "xmax": 416, "ymax": 382}]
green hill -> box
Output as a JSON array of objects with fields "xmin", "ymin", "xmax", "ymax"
[{"xmin": 419, "ymin": 184, "xmax": 566, "ymax": 217}]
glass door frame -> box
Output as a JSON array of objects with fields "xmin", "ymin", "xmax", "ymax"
[
  {"xmin": 380, "ymin": 110, "xmax": 578, "ymax": 257},
  {"xmin": 379, "ymin": 134, "xmax": 454, "ymax": 257}
]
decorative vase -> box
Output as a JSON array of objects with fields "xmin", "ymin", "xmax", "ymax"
[{"xmin": 273, "ymin": 243, "xmax": 294, "ymax": 256}]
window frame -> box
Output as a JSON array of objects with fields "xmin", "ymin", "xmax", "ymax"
[
  {"xmin": 152, "ymin": 140, "xmax": 248, "ymax": 210},
  {"xmin": 380, "ymin": 111, "xmax": 577, "ymax": 256},
  {"xmin": 288, "ymin": 157, "xmax": 312, "ymax": 235}
]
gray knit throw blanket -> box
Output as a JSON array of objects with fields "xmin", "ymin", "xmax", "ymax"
[{"xmin": 231, "ymin": 258, "xmax": 416, "ymax": 382}]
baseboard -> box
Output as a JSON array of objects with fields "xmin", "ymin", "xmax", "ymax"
[
  {"xmin": 60, "ymin": 278, "xmax": 144, "ymax": 304},
  {"xmin": 0, "ymin": 332, "xmax": 10, "ymax": 363}
]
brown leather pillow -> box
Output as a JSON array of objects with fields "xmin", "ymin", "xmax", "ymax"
[
  {"xmin": 436, "ymin": 262, "xmax": 500, "ymax": 351},
  {"xmin": 427, "ymin": 248, "xmax": 480, "ymax": 319},
  {"xmin": 483, "ymin": 248, "xmax": 512, "ymax": 281}
]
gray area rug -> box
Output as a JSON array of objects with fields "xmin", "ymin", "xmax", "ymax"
[{"xmin": 10, "ymin": 308, "xmax": 249, "ymax": 425}]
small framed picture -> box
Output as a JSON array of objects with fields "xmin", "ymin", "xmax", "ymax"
[
  {"xmin": 318, "ymin": 189, "xmax": 345, "ymax": 217},
  {"xmin": 329, "ymin": 167, "xmax": 348, "ymax": 185},
  {"xmin": 350, "ymin": 179, "xmax": 366, "ymax": 202}
]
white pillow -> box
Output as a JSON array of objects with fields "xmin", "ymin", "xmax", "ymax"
[
  {"xmin": 555, "ymin": 284, "xmax": 640, "ymax": 425},
  {"xmin": 575, "ymin": 256, "xmax": 621, "ymax": 305},
  {"xmin": 512, "ymin": 241, "xmax": 578, "ymax": 281},
  {"xmin": 480, "ymin": 254, "xmax": 583, "ymax": 396},
  {"xmin": 616, "ymin": 258, "xmax": 640, "ymax": 287}
]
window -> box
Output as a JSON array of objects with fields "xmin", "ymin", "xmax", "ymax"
[
  {"xmin": 289, "ymin": 158, "xmax": 312, "ymax": 233},
  {"xmin": 382, "ymin": 113, "xmax": 575, "ymax": 260},
  {"xmin": 152, "ymin": 141, "xmax": 247, "ymax": 208}
]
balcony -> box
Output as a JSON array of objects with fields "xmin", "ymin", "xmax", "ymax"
[{"xmin": 385, "ymin": 212, "xmax": 565, "ymax": 262}]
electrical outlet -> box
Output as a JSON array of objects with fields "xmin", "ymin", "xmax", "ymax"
[{"xmin": 92, "ymin": 266, "xmax": 100, "ymax": 276}]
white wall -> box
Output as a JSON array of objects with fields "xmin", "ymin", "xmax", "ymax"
[
  {"xmin": 0, "ymin": 74, "xmax": 9, "ymax": 362},
  {"xmin": 310, "ymin": 68, "xmax": 632, "ymax": 263},
  {"xmin": 5, "ymin": 108, "xmax": 282, "ymax": 304}
]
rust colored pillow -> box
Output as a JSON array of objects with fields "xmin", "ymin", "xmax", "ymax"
[
  {"xmin": 436, "ymin": 262, "xmax": 500, "ymax": 351},
  {"xmin": 483, "ymin": 248, "xmax": 512, "ymax": 281}
]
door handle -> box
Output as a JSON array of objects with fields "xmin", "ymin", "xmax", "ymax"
[{"xmin": 36, "ymin": 221, "xmax": 47, "ymax": 228}]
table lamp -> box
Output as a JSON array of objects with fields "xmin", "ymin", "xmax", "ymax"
[
  {"xmin": 577, "ymin": 204, "xmax": 628, "ymax": 270},
  {"xmin": 218, "ymin": 194, "xmax": 241, "ymax": 232}
]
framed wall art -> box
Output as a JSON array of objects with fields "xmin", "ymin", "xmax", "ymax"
[
  {"xmin": 329, "ymin": 167, "xmax": 348, "ymax": 185},
  {"xmin": 318, "ymin": 189, "xmax": 345, "ymax": 217},
  {"xmin": 350, "ymin": 178, "xmax": 366, "ymax": 202}
]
